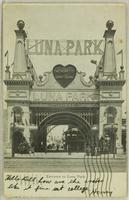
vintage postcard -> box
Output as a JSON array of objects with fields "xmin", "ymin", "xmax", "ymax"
[{"xmin": 2, "ymin": 2, "xmax": 127, "ymax": 198}]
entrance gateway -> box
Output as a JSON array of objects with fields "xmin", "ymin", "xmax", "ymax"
[
  {"xmin": 4, "ymin": 20, "xmax": 125, "ymax": 157},
  {"xmin": 36, "ymin": 112, "xmax": 92, "ymax": 153}
]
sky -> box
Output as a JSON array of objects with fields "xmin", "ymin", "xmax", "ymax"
[{"xmin": 2, "ymin": 3, "xmax": 126, "ymax": 117}]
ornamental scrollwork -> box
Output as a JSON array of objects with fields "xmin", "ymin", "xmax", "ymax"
[
  {"xmin": 80, "ymin": 72, "xmax": 94, "ymax": 87},
  {"xmin": 36, "ymin": 72, "xmax": 51, "ymax": 87}
]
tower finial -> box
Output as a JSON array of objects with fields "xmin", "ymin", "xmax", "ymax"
[
  {"xmin": 13, "ymin": 20, "xmax": 27, "ymax": 76},
  {"xmin": 17, "ymin": 20, "xmax": 25, "ymax": 30},
  {"xmin": 106, "ymin": 20, "xmax": 114, "ymax": 30}
]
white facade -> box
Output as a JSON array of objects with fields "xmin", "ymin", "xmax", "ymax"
[{"xmin": 4, "ymin": 20, "xmax": 126, "ymax": 157}]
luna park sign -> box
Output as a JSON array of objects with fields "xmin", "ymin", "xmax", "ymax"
[{"xmin": 26, "ymin": 39, "xmax": 104, "ymax": 55}]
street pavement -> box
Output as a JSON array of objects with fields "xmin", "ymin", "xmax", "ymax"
[{"xmin": 4, "ymin": 156, "xmax": 127, "ymax": 172}]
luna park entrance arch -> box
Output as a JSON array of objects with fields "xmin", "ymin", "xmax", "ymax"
[{"xmin": 34, "ymin": 112, "xmax": 96, "ymax": 154}]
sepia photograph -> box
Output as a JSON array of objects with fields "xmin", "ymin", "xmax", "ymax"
[{"xmin": 2, "ymin": 3, "xmax": 127, "ymax": 197}]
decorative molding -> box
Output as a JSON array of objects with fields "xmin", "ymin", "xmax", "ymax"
[
  {"xmin": 5, "ymin": 99, "xmax": 30, "ymax": 104},
  {"xmin": 8, "ymin": 91, "xmax": 27, "ymax": 98},
  {"xmin": 4, "ymin": 79, "xmax": 33, "ymax": 86},
  {"xmin": 13, "ymin": 74, "xmax": 24, "ymax": 80},
  {"xmin": 96, "ymin": 79, "xmax": 125, "ymax": 87},
  {"xmin": 34, "ymin": 70, "xmax": 95, "ymax": 89},
  {"xmin": 29, "ymin": 101, "xmax": 99, "ymax": 108},
  {"xmin": 100, "ymin": 100, "xmax": 124, "ymax": 103},
  {"xmin": 101, "ymin": 91, "xmax": 120, "ymax": 98},
  {"xmin": 36, "ymin": 72, "xmax": 50, "ymax": 87},
  {"xmin": 80, "ymin": 72, "xmax": 94, "ymax": 87}
]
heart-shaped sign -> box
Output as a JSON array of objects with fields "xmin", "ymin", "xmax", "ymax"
[{"xmin": 53, "ymin": 64, "xmax": 76, "ymax": 88}]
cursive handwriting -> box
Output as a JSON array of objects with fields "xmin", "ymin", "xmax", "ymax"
[
  {"xmin": 4, "ymin": 174, "xmax": 113, "ymax": 197},
  {"xmin": 89, "ymin": 189, "xmax": 112, "ymax": 196}
]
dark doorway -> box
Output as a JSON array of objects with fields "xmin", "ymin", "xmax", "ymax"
[
  {"xmin": 34, "ymin": 112, "xmax": 93, "ymax": 153},
  {"xmin": 12, "ymin": 131, "xmax": 30, "ymax": 154}
]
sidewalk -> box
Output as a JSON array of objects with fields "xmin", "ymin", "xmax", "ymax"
[{"xmin": 13, "ymin": 152, "xmax": 126, "ymax": 159}]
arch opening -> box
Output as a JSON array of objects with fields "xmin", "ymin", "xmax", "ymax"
[{"xmin": 33, "ymin": 112, "xmax": 95, "ymax": 153}]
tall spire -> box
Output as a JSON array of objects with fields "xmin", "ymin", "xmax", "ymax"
[
  {"xmin": 103, "ymin": 20, "xmax": 117, "ymax": 78},
  {"xmin": 13, "ymin": 20, "xmax": 27, "ymax": 74}
]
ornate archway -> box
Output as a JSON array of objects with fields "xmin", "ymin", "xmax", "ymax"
[{"xmin": 34, "ymin": 112, "xmax": 93, "ymax": 153}]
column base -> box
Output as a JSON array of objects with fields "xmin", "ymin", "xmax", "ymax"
[
  {"xmin": 116, "ymin": 146, "xmax": 124, "ymax": 155},
  {"xmin": 4, "ymin": 143, "xmax": 13, "ymax": 158}
]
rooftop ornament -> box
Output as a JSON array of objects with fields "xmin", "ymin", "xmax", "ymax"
[
  {"xmin": 17, "ymin": 20, "xmax": 25, "ymax": 30},
  {"xmin": 106, "ymin": 20, "xmax": 114, "ymax": 30}
]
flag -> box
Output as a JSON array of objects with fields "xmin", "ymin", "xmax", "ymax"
[
  {"xmin": 91, "ymin": 59, "xmax": 97, "ymax": 65},
  {"xmin": 117, "ymin": 49, "xmax": 123, "ymax": 55},
  {"xmin": 5, "ymin": 50, "xmax": 8, "ymax": 57}
]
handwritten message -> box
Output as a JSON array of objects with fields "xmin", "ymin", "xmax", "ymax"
[{"xmin": 4, "ymin": 172, "xmax": 117, "ymax": 197}]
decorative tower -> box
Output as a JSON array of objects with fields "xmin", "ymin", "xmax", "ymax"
[
  {"xmin": 96, "ymin": 20, "xmax": 125, "ymax": 154},
  {"xmin": 4, "ymin": 20, "xmax": 33, "ymax": 157},
  {"xmin": 13, "ymin": 20, "xmax": 27, "ymax": 75},
  {"xmin": 103, "ymin": 20, "xmax": 117, "ymax": 79}
]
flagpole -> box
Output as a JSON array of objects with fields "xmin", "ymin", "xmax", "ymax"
[
  {"xmin": 7, "ymin": 52, "xmax": 9, "ymax": 66},
  {"xmin": 5, "ymin": 50, "xmax": 9, "ymax": 66},
  {"xmin": 121, "ymin": 50, "xmax": 123, "ymax": 66},
  {"xmin": 117, "ymin": 49, "xmax": 123, "ymax": 67}
]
